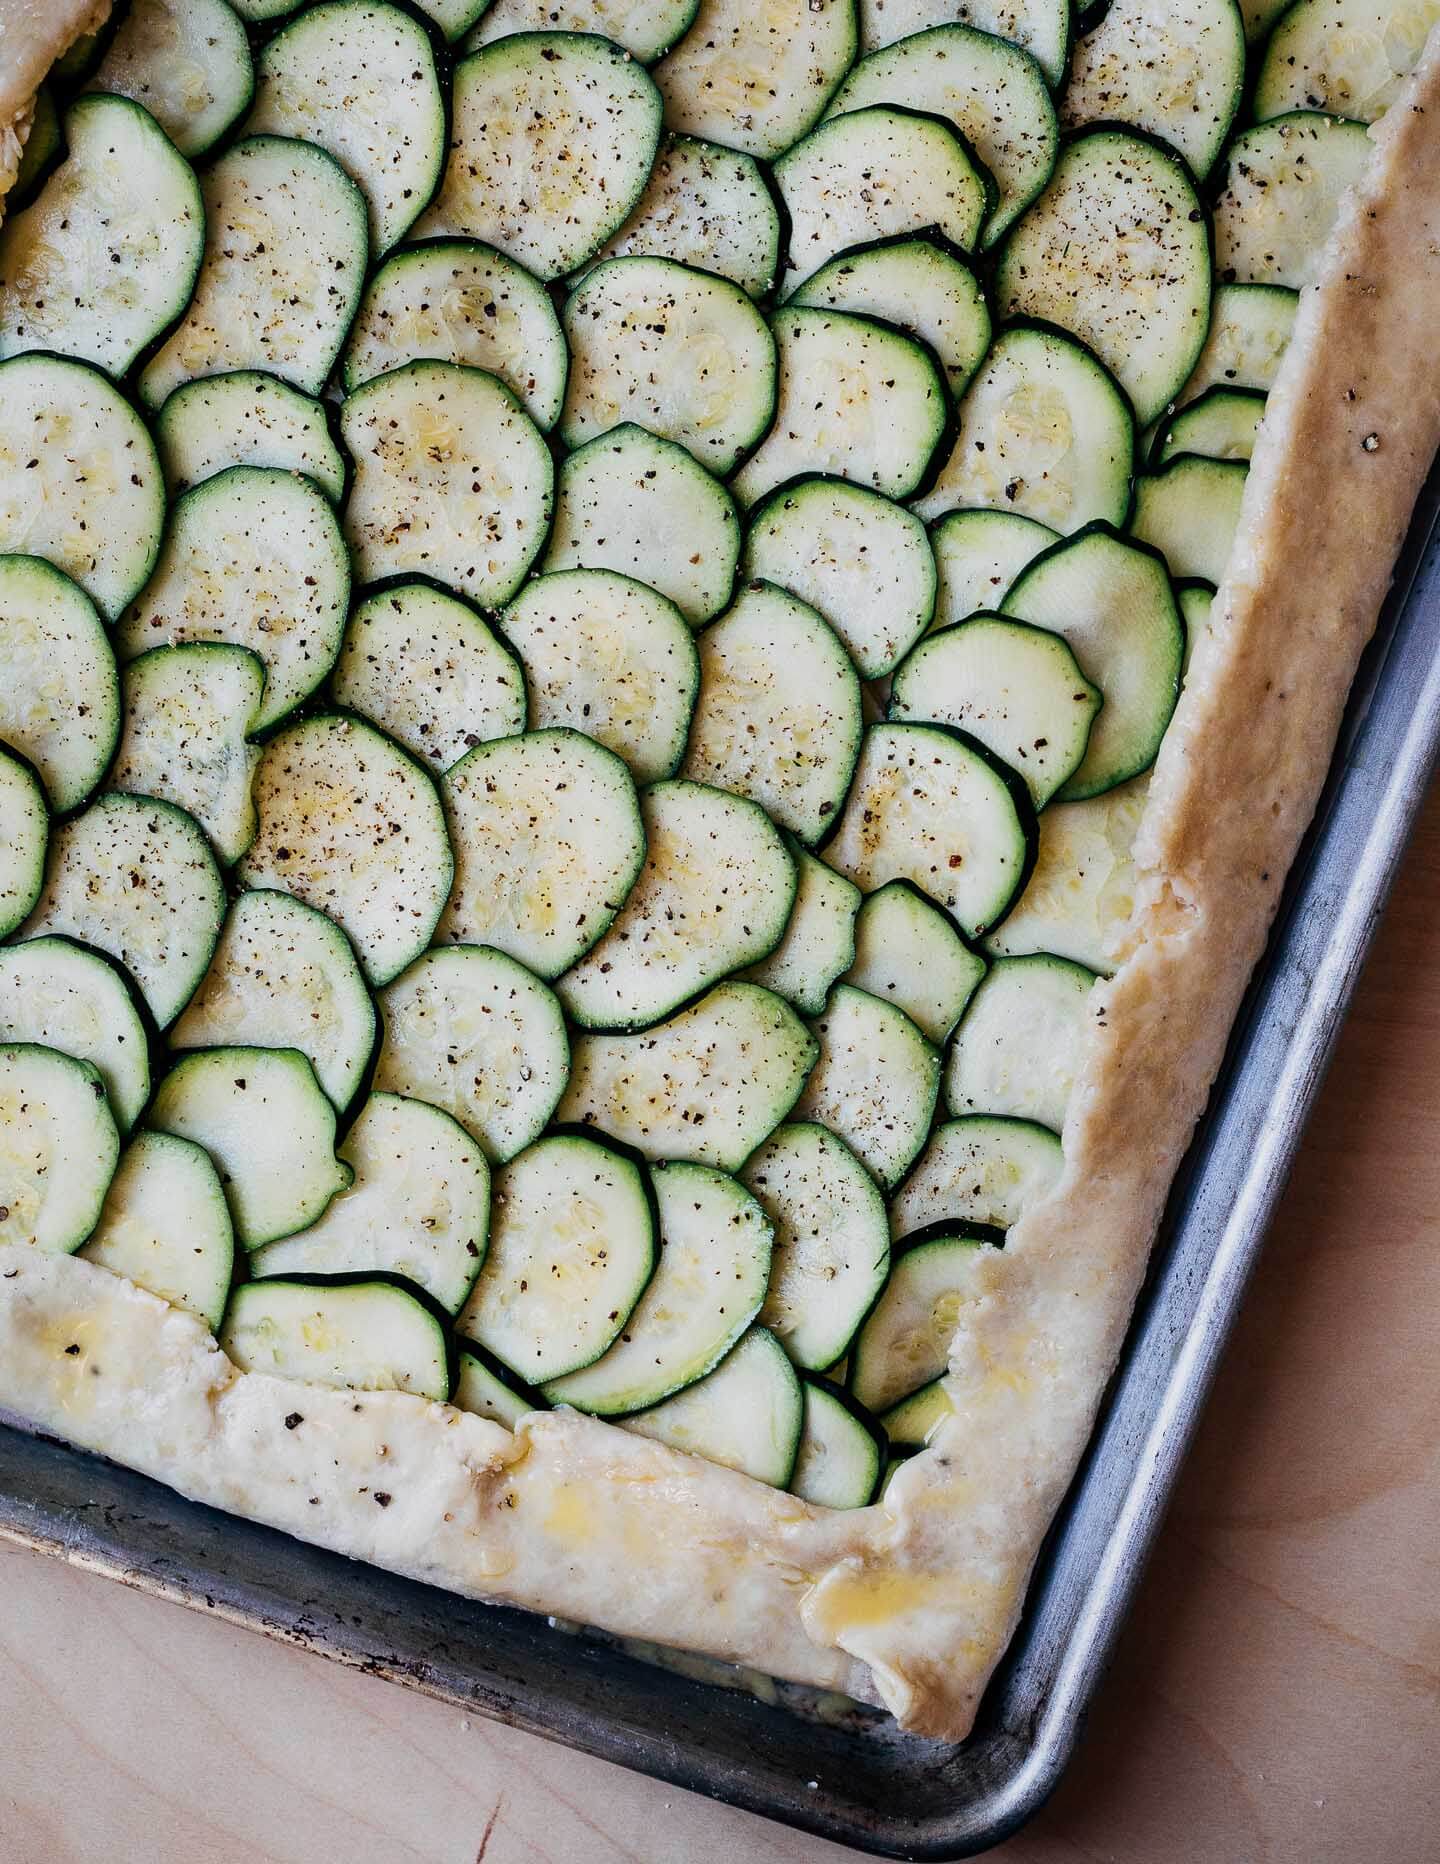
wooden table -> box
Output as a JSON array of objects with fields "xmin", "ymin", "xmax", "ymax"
[{"xmin": 4, "ymin": 794, "xmax": 1438, "ymax": 1864}]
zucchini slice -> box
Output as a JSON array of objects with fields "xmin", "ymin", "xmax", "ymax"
[
  {"xmin": 453, "ymin": 1346, "xmax": 542, "ymax": 1429},
  {"xmin": 1213, "ymin": 113, "xmax": 1375, "ymax": 290},
  {"xmin": 458, "ymin": 1130, "xmax": 655, "ymax": 1383},
  {"xmin": 590, "ymin": 135, "xmax": 781, "ymax": 300},
  {"xmin": 557, "ymin": 779, "xmax": 798, "ymax": 1032},
  {"xmin": 682, "ymin": 582, "xmax": 863, "ymax": 843},
  {"xmin": 791, "ymin": 1379, "xmax": 885, "ymax": 1508},
  {"xmin": 238, "ymin": 714, "xmax": 454, "ymax": 989},
  {"xmin": 0, "ymin": 95, "xmax": 203, "ymax": 377},
  {"xmin": 732, "ymin": 307, "xmax": 949, "ymax": 508},
  {"xmin": 1166, "ymin": 284, "xmax": 1297, "ymax": 419},
  {"xmin": 1256, "ymin": 0, "xmax": 1438, "ymax": 122},
  {"xmin": 1130, "ymin": 456, "xmax": 1248, "ymax": 586},
  {"xmin": 109, "ymin": 644, "xmax": 265, "ymax": 866},
  {"xmin": 879, "ymin": 1376, "xmax": 953, "ymax": 1448},
  {"xmin": 0, "ymin": 354, "xmax": 164, "ymax": 622},
  {"xmin": 413, "ymin": 0, "xmax": 490, "ymax": 34},
  {"xmin": 0, "ymin": 751, "xmax": 48, "ymax": 941},
  {"xmin": 742, "ymin": 1120, "xmax": 889, "ymax": 1371},
  {"xmin": 997, "ymin": 129, "xmax": 1212, "ymax": 428},
  {"xmin": 139, "ymin": 135, "xmax": 369, "ymax": 408},
  {"xmin": 11, "ymin": 85, "xmax": 59, "ymax": 206},
  {"xmin": 502, "ymin": 570, "xmax": 699, "ymax": 784},
  {"xmin": 374, "ymin": 943, "xmax": 570, "ymax": 1164},
  {"xmin": 561, "ymin": 256, "xmax": 777, "ymax": 476},
  {"xmin": 543, "ymin": 1160, "xmax": 772, "ymax": 1414},
  {"xmin": 0, "ymin": 555, "xmax": 118, "ymax": 812},
  {"xmin": 843, "ymin": 877, "xmax": 985, "ymax": 1044},
  {"xmin": 891, "ymin": 1113, "xmax": 1062, "ymax": 1233},
  {"xmin": 250, "ymin": 1091, "xmax": 490, "ymax": 1316},
  {"xmin": 827, "ymin": 24, "xmax": 1058, "ymax": 247},
  {"xmin": 0, "ymin": 937, "xmax": 149, "ymax": 1134},
  {"xmin": 1240, "ymin": 0, "xmax": 1291, "ymax": 37},
  {"xmin": 87, "ymin": 0, "xmax": 254, "ymax": 158},
  {"xmin": 744, "ymin": 475, "xmax": 937, "ymax": 679},
  {"xmin": 24, "ymin": 792, "xmax": 225, "ymax": 1029},
  {"xmin": 541, "ymin": 423, "xmax": 741, "ymax": 627},
  {"xmin": 849, "ymin": 1225, "xmax": 996, "ymax": 1412},
  {"xmin": 945, "ymin": 951, "xmax": 1097, "ymax": 1132},
  {"xmin": 744, "ymin": 843, "xmax": 860, "ymax": 1017},
  {"xmin": 155, "ymin": 372, "xmax": 347, "ymax": 503},
  {"xmin": 1001, "ymin": 525, "xmax": 1184, "ymax": 802},
  {"xmin": 342, "ymin": 240, "xmax": 567, "ymax": 431},
  {"xmin": 928, "ymin": 508, "xmax": 1058, "ymax": 632},
  {"xmin": 80, "ymin": 1130, "xmax": 234, "ymax": 1329},
  {"xmin": 171, "ymin": 889, "xmax": 377, "ymax": 1113},
  {"xmin": 861, "ymin": 0, "xmax": 1068, "ymax": 82},
  {"xmin": 1154, "ymin": 386, "xmax": 1265, "ymax": 466},
  {"xmin": 654, "ymin": 0, "xmax": 857, "ymax": 159},
  {"xmin": 151, "ymin": 1046, "xmax": 352, "ymax": 1248},
  {"xmin": 229, "ymin": 0, "xmax": 305, "ymax": 20},
  {"xmin": 559, "ymin": 980, "xmax": 817, "ymax": 1168},
  {"xmin": 331, "ymin": 582, "xmax": 527, "ymax": 777},
  {"xmin": 825, "ymin": 721, "xmax": 1035, "ymax": 939},
  {"xmin": 793, "ymin": 982, "xmax": 940, "ymax": 1189},
  {"xmin": 0, "ymin": 1044, "xmax": 120, "ymax": 1255},
  {"xmin": 439, "ymin": 729, "xmax": 645, "ymax": 980},
  {"xmin": 414, "ymin": 34, "xmax": 663, "ymax": 279},
  {"xmin": 622, "ymin": 1325, "xmax": 803, "ymax": 1488},
  {"xmin": 341, "ymin": 361, "xmax": 553, "ymax": 606},
  {"xmin": 466, "ymin": 0, "xmax": 699, "ymax": 60},
  {"xmin": 1179, "ymin": 583, "xmax": 1215, "ymax": 681},
  {"xmin": 221, "ymin": 1277, "xmax": 450, "ymax": 1399},
  {"xmin": 912, "ymin": 323, "xmax": 1134, "ymax": 534}
]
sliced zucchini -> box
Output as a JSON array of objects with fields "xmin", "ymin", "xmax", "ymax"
[
  {"xmin": 331, "ymin": 583, "xmax": 527, "ymax": 777},
  {"xmin": 1001, "ymin": 525, "xmax": 1184, "ymax": 802},
  {"xmin": 221, "ymin": 1277, "xmax": 450, "ymax": 1399},
  {"xmin": 912, "ymin": 323, "xmax": 1134, "ymax": 533},
  {"xmin": 0, "ymin": 751, "xmax": 48, "ymax": 941},
  {"xmin": 1130, "ymin": 456, "xmax": 1247, "ymax": 586},
  {"xmin": 0, "ymin": 937, "xmax": 149, "ymax": 1134},
  {"xmin": 0, "ymin": 1044, "xmax": 119, "ymax": 1255},
  {"xmin": 439, "ymin": 729, "xmax": 645, "ymax": 980},
  {"xmin": 743, "ymin": 844, "xmax": 860, "ymax": 1017},
  {"xmin": 341, "ymin": 361, "xmax": 553, "ymax": 607},
  {"xmin": 557, "ymin": 779, "xmax": 798, "ymax": 1032},
  {"xmin": 681, "ymin": 582, "xmax": 863, "ymax": 843},
  {"xmin": 155, "ymin": 372, "xmax": 347, "ymax": 503},
  {"xmin": 250, "ymin": 1092, "xmax": 490, "ymax": 1316},
  {"xmin": 341, "ymin": 240, "xmax": 567, "ymax": 431},
  {"xmin": 742, "ymin": 1120, "xmax": 889, "ymax": 1371},
  {"xmin": 877, "ymin": 1446, "xmax": 919, "ymax": 1498},
  {"xmin": 879, "ymin": 1376, "xmax": 952, "ymax": 1448},
  {"xmin": 171, "ymin": 890, "xmax": 376, "ymax": 1112},
  {"xmin": 50, "ymin": 28, "xmax": 109, "ymax": 85},
  {"xmin": 0, "ymin": 354, "xmax": 164, "ymax": 622},
  {"xmin": 412, "ymin": 0, "xmax": 490, "ymax": 33},
  {"xmin": 827, "ymin": 24, "xmax": 1059, "ymax": 247},
  {"xmin": 590, "ymin": 135, "xmax": 780, "ymax": 299},
  {"xmin": 543, "ymin": 1160, "xmax": 772, "ymax": 1414},
  {"xmin": 1167, "ymin": 284, "xmax": 1297, "ymax": 418},
  {"xmin": 743, "ymin": 476, "xmax": 938, "ymax": 679},
  {"xmin": 788, "ymin": 234, "xmax": 992, "ymax": 400},
  {"xmin": 559, "ymin": 980, "xmax": 817, "ymax": 1168},
  {"xmin": 238, "ymin": 714, "xmax": 454, "ymax": 989},
  {"xmin": 24, "ymin": 793, "xmax": 225, "ymax": 1029},
  {"xmin": 87, "ymin": 0, "xmax": 254, "ymax": 158},
  {"xmin": 453, "ymin": 1345, "xmax": 541, "ymax": 1429},
  {"xmin": 541, "ymin": 423, "xmax": 741, "ymax": 627},
  {"xmin": 622, "ymin": 1325, "xmax": 803, "ymax": 1487},
  {"xmin": 0, "ymin": 94, "xmax": 204, "ymax": 377},
  {"xmin": 654, "ymin": 0, "xmax": 857, "ymax": 159},
  {"xmin": 249, "ymin": 1, "xmax": 443, "ymax": 254},
  {"xmin": 80, "ymin": 1130, "xmax": 234, "ymax": 1329},
  {"xmin": 944, "ymin": 951, "xmax": 1097, "ymax": 1131},
  {"xmin": 891, "ymin": 1113, "xmax": 1062, "ymax": 1233},
  {"xmin": 849, "ymin": 1226, "xmax": 996, "ymax": 1412},
  {"xmin": 229, "ymin": 0, "xmax": 306, "ymax": 20},
  {"xmin": 997, "ymin": 129, "xmax": 1211, "ymax": 428},
  {"xmin": 502, "ymin": 570, "xmax": 699, "ymax": 784},
  {"xmin": 791, "ymin": 1379, "xmax": 884, "ymax": 1508},
  {"xmin": 843, "ymin": 878, "xmax": 985, "ymax": 1045},
  {"xmin": 858, "ymin": 0, "xmax": 1070, "ymax": 86},
  {"xmin": 374, "ymin": 944, "xmax": 570, "ymax": 1164},
  {"xmin": 1240, "ymin": 0, "xmax": 1292, "ymax": 38},
  {"xmin": 776, "ymin": 107, "xmax": 990, "ymax": 292},
  {"xmin": 793, "ymin": 982, "xmax": 940, "ymax": 1189},
  {"xmin": 928, "ymin": 508, "xmax": 1059, "ymax": 632},
  {"xmin": 0, "ymin": 555, "xmax": 118, "ymax": 813},
  {"xmin": 560, "ymin": 256, "xmax": 777, "ymax": 477},
  {"xmin": 138, "ymin": 135, "xmax": 369, "ymax": 408},
  {"xmin": 1256, "ymin": 0, "xmax": 1439, "ymax": 123},
  {"xmin": 150, "ymin": 1046, "xmax": 352, "ymax": 1248},
  {"xmin": 732, "ymin": 307, "xmax": 948, "ymax": 508},
  {"xmin": 1212, "ymin": 114, "xmax": 1374, "ymax": 290},
  {"xmin": 11, "ymin": 85, "xmax": 59, "ymax": 205},
  {"xmin": 119, "ymin": 466, "xmax": 350, "ymax": 736},
  {"xmin": 414, "ymin": 34, "xmax": 663, "ymax": 279},
  {"xmin": 1154, "ymin": 386, "xmax": 1265, "ymax": 466},
  {"xmin": 466, "ymin": 0, "xmax": 699, "ymax": 60},
  {"xmin": 825, "ymin": 721, "xmax": 1035, "ymax": 939},
  {"xmin": 457, "ymin": 1130, "xmax": 655, "ymax": 1383}
]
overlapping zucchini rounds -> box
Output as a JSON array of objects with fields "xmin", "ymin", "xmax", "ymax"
[{"xmin": 0, "ymin": 0, "xmax": 1406, "ymax": 1505}]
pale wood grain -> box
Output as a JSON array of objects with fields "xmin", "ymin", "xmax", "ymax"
[{"xmin": 3, "ymin": 793, "xmax": 1439, "ymax": 1864}]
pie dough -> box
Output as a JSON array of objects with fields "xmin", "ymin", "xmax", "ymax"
[{"xmin": 1, "ymin": 1, "xmax": 1438, "ymax": 1743}]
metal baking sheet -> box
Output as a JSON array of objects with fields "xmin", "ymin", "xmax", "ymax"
[{"xmin": 2, "ymin": 471, "xmax": 1438, "ymax": 1860}]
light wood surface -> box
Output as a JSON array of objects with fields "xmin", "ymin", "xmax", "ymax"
[{"xmin": 4, "ymin": 792, "xmax": 1439, "ymax": 1864}]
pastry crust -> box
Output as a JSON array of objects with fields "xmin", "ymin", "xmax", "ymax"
[{"xmin": 1, "ymin": 14, "xmax": 1438, "ymax": 1744}]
